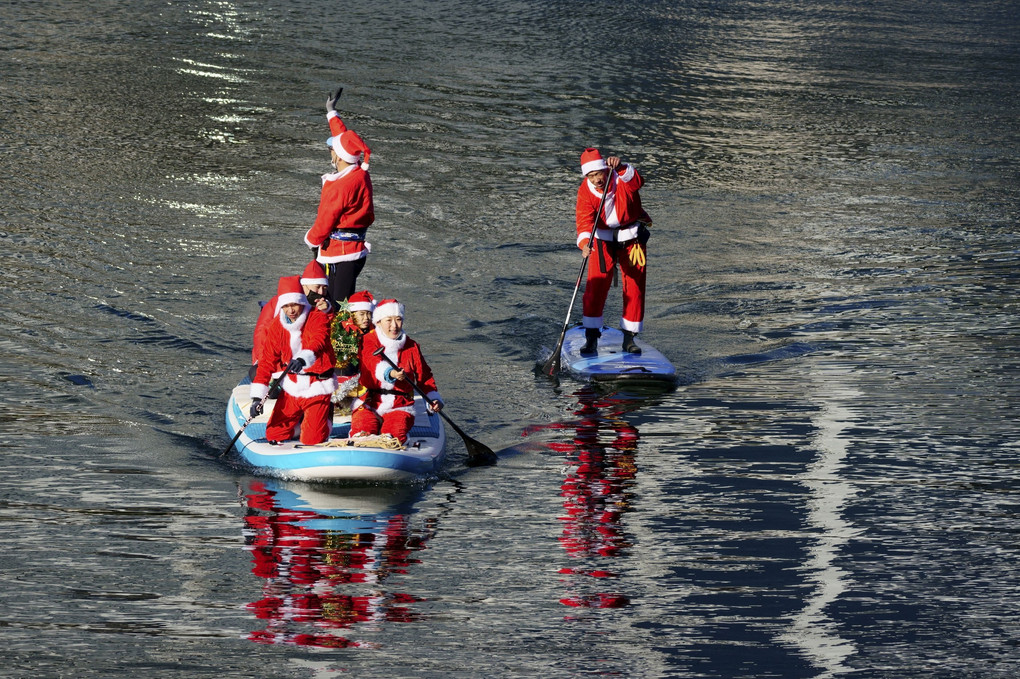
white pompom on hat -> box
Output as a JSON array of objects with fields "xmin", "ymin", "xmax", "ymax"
[
  {"xmin": 274, "ymin": 275, "xmax": 309, "ymax": 316},
  {"xmin": 347, "ymin": 290, "xmax": 375, "ymax": 313},
  {"xmin": 327, "ymin": 129, "xmax": 372, "ymax": 170},
  {"xmin": 299, "ymin": 260, "xmax": 328, "ymax": 287},
  {"xmin": 372, "ymin": 298, "xmax": 404, "ymax": 324},
  {"xmin": 580, "ymin": 147, "xmax": 608, "ymax": 176}
]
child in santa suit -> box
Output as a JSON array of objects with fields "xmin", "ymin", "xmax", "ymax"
[
  {"xmin": 340, "ymin": 290, "xmax": 375, "ymax": 348},
  {"xmin": 332, "ymin": 290, "xmax": 376, "ymax": 411},
  {"xmin": 575, "ymin": 147, "xmax": 652, "ymax": 355},
  {"xmin": 349, "ymin": 299, "xmax": 443, "ymax": 444},
  {"xmin": 303, "ymin": 88, "xmax": 374, "ymax": 304},
  {"xmin": 250, "ymin": 276, "xmax": 338, "ymax": 445},
  {"xmin": 252, "ymin": 260, "xmax": 336, "ymax": 365}
]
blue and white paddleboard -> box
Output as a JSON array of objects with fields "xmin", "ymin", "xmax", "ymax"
[
  {"xmin": 561, "ymin": 326, "xmax": 677, "ymax": 386},
  {"xmin": 225, "ymin": 377, "xmax": 446, "ymax": 483}
]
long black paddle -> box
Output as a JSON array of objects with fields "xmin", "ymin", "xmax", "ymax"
[
  {"xmin": 541, "ymin": 167, "xmax": 613, "ymax": 376},
  {"xmin": 219, "ymin": 363, "xmax": 296, "ymax": 458},
  {"xmin": 372, "ymin": 347, "xmax": 498, "ymax": 466}
]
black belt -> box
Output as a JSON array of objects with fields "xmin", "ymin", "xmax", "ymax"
[
  {"xmin": 366, "ymin": 386, "xmax": 412, "ymax": 396},
  {"xmin": 307, "ymin": 369, "xmax": 334, "ymax": 380},
  {"xmin": 595, "ymin": 222, "xmax": 649, "ymax": 273}
]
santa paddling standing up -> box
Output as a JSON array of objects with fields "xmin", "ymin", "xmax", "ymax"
[{"xmin": 574, "ymin": 148, "xmax": 652, "ymax": 355}]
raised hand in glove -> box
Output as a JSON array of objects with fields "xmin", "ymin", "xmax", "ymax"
[
  {"xmin": 326, "ymin": 87, "xmax": 343, "ymax": 113},
  {"xmin": 249, "ymin": 398, "xmax": 264, "ymax": 418},
  {"xmin": 628, "ymin": 243, "xmax": 646, "ymax": 269},
  {"xmin": 287, "ymin": 357, "xmax": 307, "ymax": 374}
]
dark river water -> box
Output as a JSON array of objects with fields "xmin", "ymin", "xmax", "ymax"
[{"xmin": 2, "ymin": 0, "xmax": 1018, "ymax": 677}]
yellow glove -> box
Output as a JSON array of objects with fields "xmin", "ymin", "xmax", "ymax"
[{"xmin": 628, "ymin": 244, "xmax": 646, "ymax": 268}]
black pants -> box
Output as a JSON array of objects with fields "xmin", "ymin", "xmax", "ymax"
[{"xmin": 325, "ymin": 258, "xmax": 367, "ymax": 303}]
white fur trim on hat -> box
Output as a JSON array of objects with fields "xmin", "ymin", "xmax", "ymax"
[
  {"xmin": 330, "ymin": 136, "xmax": 359, "ymax": 164},
  {"xmin": 300, "ymin": 274, "xmax": 328, "ymax": 286},
  {"xmin": 349, "ymin": 300, "xmax": 374, "ymax": 313},
  {"xmin": 372, "ymin": 300, "xmax": 404, "ymax": 324},
  {"xmin": 275, "ymin": 292, "xmax": 307, "ymax": 316},
  {"xmin": 580, "ymin": 147, "xmax": 608, "ymax": 176},
  {"xmin": 347, "ymin": 291, "xmax": 375, "ymax": 313}
]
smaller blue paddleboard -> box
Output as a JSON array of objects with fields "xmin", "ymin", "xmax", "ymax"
[{"xmin": 561, "ymin": 326, "xmax": 677, "ymax": 386}]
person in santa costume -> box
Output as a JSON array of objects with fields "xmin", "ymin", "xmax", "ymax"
[
  {"xmin": 334, "ymin": 289, "xmax": 376, "ymax": 379},
  {"xmin": 344, "ymin": 290, "xmax": 376, "ymax": 338},
  {"xmin": 349, "ymin": 299, "xmax": 443, "ymax": 445},
  {"xmin": 250, "ymin": 276, "xmax": 338, "ymax": 445},
  {"xmin": 251, "ymin": 260, "xmax": 336, "ymax": 365},
  {"xmin": 303, "ymin": 88, "xmax": 374, "ymax": 304},
  {"xmin": 575, "ymin": 147, "xmax": 652, "ymax": 355}
]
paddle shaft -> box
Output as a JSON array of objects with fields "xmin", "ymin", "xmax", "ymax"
[
  {"xmin": 371, "ymin": 347, "xmax": 497, "ymax": 465},
  {"xmin": 543, "ymin": 167, "xmax": 614, "ymax": 375},
  {"xmin": 219, "ymin": 363, "xmax": 295, "ymax": 458},
  {"xmin": 545, "ymin": 254, "xmax": 590, "ymax": 374},
  {"xmin": 371, "ymin": 347, "xmax": 457, "ymax": 428}
]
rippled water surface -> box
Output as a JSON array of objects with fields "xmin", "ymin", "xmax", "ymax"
[{"xmin": 1, "ymin": 0, "xmax": 1018, "ymax": 677}]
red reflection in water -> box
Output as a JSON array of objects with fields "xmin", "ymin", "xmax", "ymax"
[
  {"xmin": 533, "ymin": 387, "xmax": 640, "ymax": 612},
  {"xmin": 241, "ymin": 481, "xmax": 432, "ymax": 648}
]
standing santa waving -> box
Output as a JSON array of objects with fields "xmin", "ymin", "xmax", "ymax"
[{"xmin": 303, "ymin": 88, "xmax": 374, "ymax": 304}]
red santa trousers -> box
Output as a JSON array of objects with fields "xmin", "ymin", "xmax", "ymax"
[
  {"xmin": 351, "ymin": 407, "xmax": 416, "ymax": 444},
  {"xmin": 266, "ymin": 392, "xmax": 332, "ymax": 445},
  {"xmin": 582, "ymin": 239, "xmax": 646, "ymax": 333}
]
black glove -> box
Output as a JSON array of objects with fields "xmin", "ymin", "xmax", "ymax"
[
  {"xmin": 326, "ymin": 87, "xmax": 343, "ymax": 113},
  {"xmin": 287, "ymin": 357, "xmax": 307, "ymax": 373},
  {"xmin": 249, "ymin": 398, "xmax": 264, "ymax": 418}
]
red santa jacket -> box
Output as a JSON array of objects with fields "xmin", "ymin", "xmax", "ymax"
[
  {"xmin": 303, "ymin": 112, "xmax": 374, "ymax": 264},
  {"xmin": 251, "ymin": 307, "xmax": 337, "ymax": 400},
  {"xmin": 353, "ymin": 329, "xmax": 441, "ymax": 415},
  {"xmin": 575, "ymin": 164, "xmax": 651, "ymax": 249},
  {"xmin": 253, "ymin": 295, "xmax": 339, "ymax": 365}
]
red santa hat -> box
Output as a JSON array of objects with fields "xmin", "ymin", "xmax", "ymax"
[
  {"xmin": 274, "ymin": 275, "xmax": 308, "ymax": 316},
  {"xmin": 328, "ymin": 129, "xmax": 372, "ymax": 170},
  {"xmin": 299, "ymin": 260, "xmax": 328, "ymax": 287},
  {"xmin": 580, "ymin": 147, "xmax": 608, "ymax": 176},
  {"xmin": 372, "ymin": 298, "xmax": 404, "ymax": 324},
  {"xmin": 347, "ymin": 290, "xmax": 375, "ymax": 313}
]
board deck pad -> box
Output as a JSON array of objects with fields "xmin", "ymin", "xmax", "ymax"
[{"xmin": 561, "ymin": 326, "xmax": 676, "ymax": 385}]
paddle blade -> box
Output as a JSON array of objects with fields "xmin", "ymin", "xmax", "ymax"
[
  {"xmin": 437, "ymin": 411, "xmax": 497, "ymax": 466},
  {"xmin": 541, "ymin": 334, "xmax": 566, "ymax": 376},
  {"xmin": 463, "ymin": 436, "xmax": 498, "ymax": 467},
  {"xmin": 541, "ymin": 350, "xmax": 561, "ymax": 376}
]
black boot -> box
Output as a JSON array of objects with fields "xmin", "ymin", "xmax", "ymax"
[
  {"xmin": 580, "ymin": 328, "xmax": 600, "ymax": 355},
  {"xmin": 622, "ymin": 331, "xmax": 642, "ymax": 354}
]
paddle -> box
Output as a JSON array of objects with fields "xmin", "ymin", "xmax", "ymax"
[
  {"xmin": 372, "ymin": 347, "xmax": 498, "ymax": 466},
  {"xmin": 541, "ymin": 164, "xmax": 613, "ymax": 376},
  {"xmin": 219, "ymin": 362, "xmax": 296, "ymax": 458}
]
